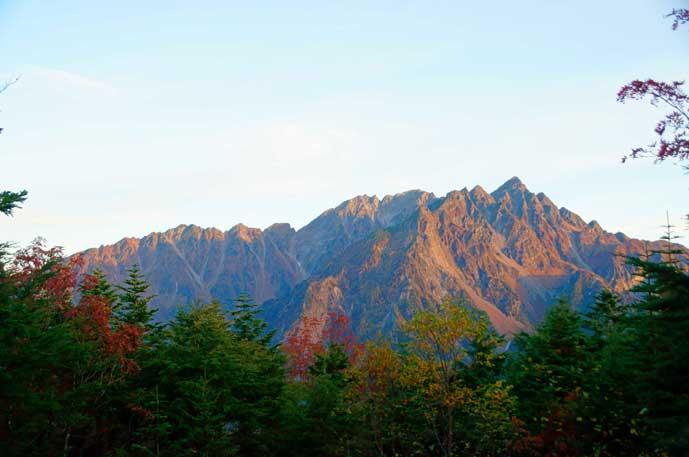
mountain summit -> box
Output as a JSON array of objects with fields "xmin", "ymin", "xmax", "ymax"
[{"xmin": 77, "ymin": 178, "xmax": 685, "ymax": 337}]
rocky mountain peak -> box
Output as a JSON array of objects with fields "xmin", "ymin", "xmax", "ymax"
[
  {"xmin": 335, "ymin": 194, "xmax": 380, "ymax": 218},
  {"xmin": 76, "ymin": 178, "xmax": 688, "ymax": 337},
  {"xmin": 505, "ymin": 175, "xmax": 526, "ymax": 188},
  {"xmin": 469, "ymin": 185, "xmax": 494, "ymax": 206},
  {"xmin": 491, "ymin": 178, "xmax": 530, "ymax": 211},
  {"xmin": 229, "ymin": 223, "xmax": 263, "ymax": 242},
  {"xmin": 265, "ymin": 222, "xmax": 295, "ymax": 236}
]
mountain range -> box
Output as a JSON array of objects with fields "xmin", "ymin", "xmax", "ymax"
[{"xmin": 76, "ymin": 177, "xmax": 685, "ymax": 338}]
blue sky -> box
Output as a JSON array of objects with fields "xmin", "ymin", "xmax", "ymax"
[{"xmin": 1, "ymin": 0, "xmax": 688, "ymax": 254}]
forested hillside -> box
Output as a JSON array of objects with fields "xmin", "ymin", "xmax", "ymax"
[{"xmin": 2, "ymin": 214, "xmax": 689, "ymax": 455}]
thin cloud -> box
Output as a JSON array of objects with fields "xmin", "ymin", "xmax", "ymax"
[{"xmin": 31, "ymin": 66, "xmax": 118, "ymax": 95}]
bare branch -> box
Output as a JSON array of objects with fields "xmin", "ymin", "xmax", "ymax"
[{"xmin": 0, "ymin": 75, "xmax": 21, "ymax": 95}]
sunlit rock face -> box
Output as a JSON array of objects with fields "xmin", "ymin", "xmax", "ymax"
[{"xmin": 78, "ymin": 177, "xmax": 685, "ymax": 337}]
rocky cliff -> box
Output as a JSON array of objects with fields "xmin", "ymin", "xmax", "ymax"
[{"xmin": 78, "ymin": 177, "xmax": 684, "ymax": 336}]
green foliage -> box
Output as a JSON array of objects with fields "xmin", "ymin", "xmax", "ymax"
[
  {"xmin": 0, "ymin": 189, "xmax": 27, "ymax": 216},
  {"xmin": 399, "ymin": 300, "xmax": 517, "ymax": 456},
  {"xmin": 115, "ymin": 264, "xmax": 158, "ymax": 328},
  {"xmin": 229, "ymin": 293, "xmax": 276, "ymax": 347},
  {"xmin": 506, "ymin": 259, "xmax": 689, "ymax": 457},
  {"xmin": 0, "ymin": 243, "xmax": 143, "ymax": 457},
  {"xmin": 506, "ymin": 298, "xmax": 589, "ymax": 456},
  {"xmin": 508, "ymin": 299, "xmax": 588, "ymax": 424},
  {"xmin": 129, "ymin": 302, "xmax": 285, "ymax": 457},
  {"xmin": 584, "ymin": 289, "xmax": 625, "ymax": 347},
  {"xmin": 625, "ymin": 257, "xmax": 689, "ymax": 454},
  {"xmin": 3, "ymin": 197, "xmax": 689, "ymax": 457},
  {"xmin": 578, "ymin": 290, "xmax": 642, "ymax": 456},
  {"xmin": 345, "ymin": 300, "xmax": 518, "ymax": 457},
  {"xmin": 0, "ymin": 256, "xmax": 87, "ymax": 455},
  {"xmin": 309, "ymin": 343, "xmax": 350, "ymax": 381},
  {"xmin": 276, "ymin": 343, "xmax": 367, "ymax": 457}
]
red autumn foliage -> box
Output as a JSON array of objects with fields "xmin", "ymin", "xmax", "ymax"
[
  {"xmin": 284, "ymin": 315, "xmax": 323, "ymax": 381},
  {"xmin": 617, "ymin": 79, "xmax": 689, "ymax": 162},
  {"xmin": 617, "ymin": 9, "xmax": 689, "ymax": 163},
  {"xmin": 8, "ymin": 241, "xmax": 142, "ymax": 373},
  {"xmin": 668, "ymin": 8, "xmax": 689, "ymax": 30},
  {"xmin": 128, "ymin": 402, "xmax": 155, "ymax": 420},
  {"xmin": 511, "ymin": 392, "xmax": 580, "ymax": 457},
  {"xmin": 9, "ymin": 241, "xmax": 81, "ymax": 310},
  {"xmin": 322, "ymin": 311, "xmax": 364, "ymax": 361},
  {"xmin": 69, "ymin": 274, "xmax": 143, "ymax": 373},
  {"xmin": 283, "ymin": 311, "xmax": 363, "ymax": 380}
]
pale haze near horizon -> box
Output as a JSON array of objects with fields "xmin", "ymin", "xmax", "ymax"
[{"xmin": 1, "ymin": 0, "xmax": 688, "ymax": 255}]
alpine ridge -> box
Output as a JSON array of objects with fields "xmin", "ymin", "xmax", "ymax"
[{"xmin": 76, "ymin": 177, "xmax": 686, "ymax": 337}]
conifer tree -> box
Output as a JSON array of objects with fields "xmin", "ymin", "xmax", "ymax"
[
  {"xmin": 129, "ymin": 302, "xmax": 285, "ymax": 457},
  {"xmin": 82, "ymin": 268, "xmax": 118, "ymax": 301},
  {"xmin": 115, "ymin": 264, "xmax": 157, "ymax": 329},
  {"xmin": 625, "ymin": 256, "xmax": 689, "ymax": 454},
  {"xmin": 229, "ymin": 293, "xmax": 275, "ymax": 347},
  {"xmin": 507, "ymin": 298, "xmax": 589, "ymax": 455},
  {"xmin": 0, "ymin": 190, "xmax": 28, "ymax": 216},
  {"xmin": 584, "ymin": 290, "xmax": 625, "ymax": 349},
  {"xmin": 579, "ymin": 290, "xmax": 641, "ymax": 456}
]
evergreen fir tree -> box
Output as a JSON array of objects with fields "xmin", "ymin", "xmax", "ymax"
[
  {"xmin": 507, "ymin": 298, "xmax": 589, "ymax": 455},
  {"xmin": 655, "ymin": 211, "xmax": 683, "ymax": 267},
  {"xmin": 115, "ymin": 264, "xmax": 157, "ymax": 329},
  {"xmin": 625, "ymin": 256, "xmax": 689, "ymax": 454},
  {"xmin": 228, "ymin": 293, "xmax": 275, "ymax": 347},
  {"xmin": 584, "ymin": 289, "xmax": 625, "ymax": 349},
  {"xmin": 128, "ymin": 302, "xmax": 285, "ymax": 457},
  {"xmin": 0, "ymin": 189, "xmax": 28, "ymax": 216},
  {"xmin": 579, "ymin": 290, "xmax": 641, "ymax": 456},
  {"xmin": 82, "ymin": 268, "xmax": 118, "ymax": 302}
]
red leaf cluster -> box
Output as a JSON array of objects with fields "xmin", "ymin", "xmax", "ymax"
[
  {"xmin": 9, "ymin": 242, "xmax": 81, "ymax": 310},
  {"xmin": 617, "ymin": 79, "xmax": 689, "ymax": 162},
  {"xmin": 668, "ymin": 8, "xmax": 689, "ymax": 30},
  {"xmin": 283, "ymin": 311, "xmax": 363, "ymax": 381},
  {"xmin": 69, "ymin": 274, "xmax": 143, "ymax": 373},
  {"xmin": 283, "ymin": 315, "xmax": 322, "ymax": 381},
  {"xmin": 511, "ymin": 393, "xmax": 580, "ymax": 457},
  {"xmin": 322, "ymin": 311, "xmax": 364, "ymax": 361},
  {"xmin": 128, "ymin": 402, "xmax": 154, "ymax": 420},
  {"xmin": 8, "ymin": 241, "xmax": 143, "ymax": 374}
]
